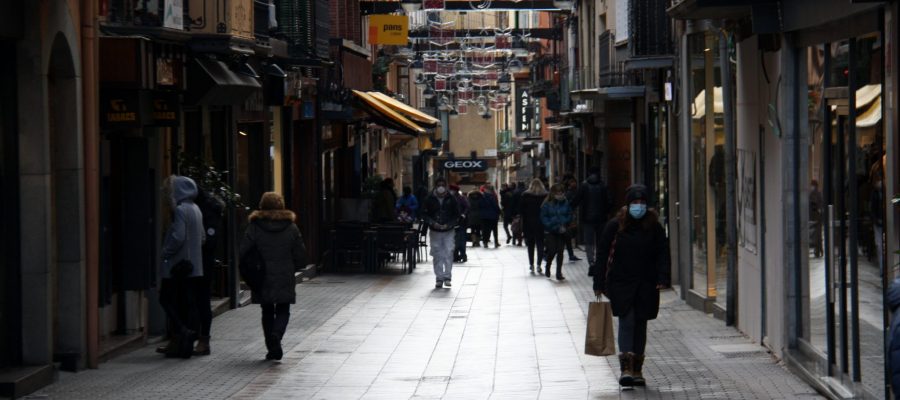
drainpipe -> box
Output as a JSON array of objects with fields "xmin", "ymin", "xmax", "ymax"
[{"xmin": 81, "ymin": 0, "xmax": 99, "ymax": 368}]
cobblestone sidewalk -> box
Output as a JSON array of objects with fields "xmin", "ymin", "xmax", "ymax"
[{"xmin": 30, "ymin": 239, "xmax": 823, "ymax": 399}]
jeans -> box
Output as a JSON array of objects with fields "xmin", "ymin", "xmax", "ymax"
[
  {"xmin": 525, "ymin": 234, "xmax": 545, "ymax": 267},
  {"xmin": 582, "ymin": 223, "xmax": 600, "ymax": 266},
  {"xmin": 430, "ymin": 229, "xmax": 456, "ymax": 281},
  {"xmin": 454, "ymin": 225, "xmax": 468, "ymax": 260},
  {"xmin": 545, "ymin": 233, "xmax": 566, "ymax": 275},
  {"xmin": 482, "ymin": 219, "xmax": 500, "ymax": 245},
  {"xmin": 618, "ymin": 308, "xmax": 648, "ymax": 355}
]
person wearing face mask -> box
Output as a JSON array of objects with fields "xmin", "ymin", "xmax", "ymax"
[
  {"xmin": 423, "ymin": 177, "xmax": 461, "ymax": 288},
  {"xmin": 540, "ymin": 183, "xmax": 574, "ymax": 280},
  {"xmin": 593, "ymin": 184, "xmax": 670, "ymax": 387}
]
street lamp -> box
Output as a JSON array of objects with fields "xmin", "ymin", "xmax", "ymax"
[{"xmin": 401, "ymin": 0, "xmax": 422, "ymax": 13}]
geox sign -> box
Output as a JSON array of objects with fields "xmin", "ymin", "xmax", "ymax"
[{"xmin": 442, "ymin": 159, "xmax": 488, "ymax": 172}]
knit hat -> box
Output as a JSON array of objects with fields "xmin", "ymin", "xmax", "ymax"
[{"xmin": 624, "ymin": 184, "xmax": 649, "ymax": 204}]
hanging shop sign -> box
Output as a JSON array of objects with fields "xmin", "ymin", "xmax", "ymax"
[
  {"xmin": 516, "ymin": 84, "xmax": 533, "ymax": 136},
  {"xmin": 150, "ymin": 91, "xmax": 180, "ymax": 126},
  {"xmin": 100, "ymin": 90, "xmax": 147, "ymax": 128},
  {"xmin": 442, "ymin": 159, "xmax": 488, "ymax": 172},
  {"xmin": 368, "ymin": 15, "xmax": 409, "ymax": 45},
  {"xmin": 163, "ymin": 0, "xmax": 184, "ymax": 30}
]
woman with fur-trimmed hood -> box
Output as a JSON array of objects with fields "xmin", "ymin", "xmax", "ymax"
[{"xmin": 239, "ymin": 192, "xmax": 306, "ymax": 361}]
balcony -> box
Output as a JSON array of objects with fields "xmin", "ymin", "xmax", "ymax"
[{"xmin": 630, "ymin": 0, "xmax": 674, "ymax": 58}]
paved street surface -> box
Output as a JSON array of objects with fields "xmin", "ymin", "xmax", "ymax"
[{"xmin": 31, "ymin": 240, "xmax": 823, "ymax": 399}]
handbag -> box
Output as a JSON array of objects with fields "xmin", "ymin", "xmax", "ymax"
[
  {"xmin": 585, "ymin": 297, "xmax": 616, "ymax": 356},
  {"xmin": 239, "ymin": 244, "xmax": 266, "ymax": 290}
]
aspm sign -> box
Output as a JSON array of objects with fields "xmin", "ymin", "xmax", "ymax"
[{"xmin": 368, "ymin": 15, "xmax": 409, "ymax": 45}]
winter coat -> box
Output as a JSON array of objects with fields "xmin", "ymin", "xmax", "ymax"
[
  {"xmin": 572, "ymin": 174, "xmax": 612, "ymax": 226},
  {"xmin": 240, "ymin": 209, "xmax": 306, "ymax": 304},
  {"xmin": 500, "ymin": 189, "xmax": 516, "ymax": 222},
  {"xmin": 423, "ymin": 192, "xmax": 461, "ymax": 232},
  {"xmin": 373, "ymin": 188, "xmax": 397, "ymax": 222},
  {"xmin": 160, "ymin": 176, "xmax": 205, "ymax": 279},
  {"xmin": 395, "ymin": 194, "xmax": 419, "ymax": 219},
  {"xmin": 196, "ymin": 190, "xmax": 226, "ymax": 255},
  {"xmin": 453, "ymin": 192, "xmax": 470, "ymax": 225},
  {"xmin": 889, "ymin": 278, "xmax": 900, "ymax": 398},
  {"xmin": 593, "ymin": 209, "xmax": 670, "ymax": 320},
  {"xmin": 467, "ymin": 191, "xmax": 484, "ymax": 226},
  {"xmin": 480, "ymin": 191, "xmax": 502, "ymax": 221},
  {"xmin": 518, "ymin": 191, "xmax": 547, "ymax": 240},
  {"xmin": 540, "ymin": 199, "xmax": 574, "ymax": 234}
]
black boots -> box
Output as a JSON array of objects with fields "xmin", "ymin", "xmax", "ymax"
[{"xmin": 193, "ymin": 336, "xmax": 211, "ymax": 356}]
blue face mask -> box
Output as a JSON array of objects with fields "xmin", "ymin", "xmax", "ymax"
[{"xmin": 629, "ymin": 204, "xmax": 647, "ymax": 219}]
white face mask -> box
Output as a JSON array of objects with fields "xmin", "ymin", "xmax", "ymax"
[
  {"xmin": 554, "ymin": 194, "xmax": 566, "ymax": 201},
  {"xmin": 436, "ymin": 186, "xmax": 447, "ymax": 195}
]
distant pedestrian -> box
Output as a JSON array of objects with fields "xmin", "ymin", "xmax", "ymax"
[
  {"xmin": 540, "ymin": 183, "xmax": 574, "ymax": 280},
  {"xmin": 480, "ymin": 184, "xmax": 502, "ymax": 248},
  {"xmin": 239, "ymin": 192, "xmax": 307, "ymax": 361},
  {"xmin": 593, "ymin": 184, "xmax": 670, "ymax": 387},
  {"xmin": 512, "ymin": 182, "xmax": 526, "ymax": 246},
  {"xmin": 519, "ymin": 179, "xmax": 548, "ymax": 273},
  {"xmin": 467, "ymin": 190, "xmax": 484, "ymax": 247},
  {"xmin": 450, "ymin": 184, "xmax": 470, "ymax": 263},
  {"xmin": 423, "ymin": 178, "xmax": 460, "ymax": 288},
  {"xmin": 572, "ymin": 166, "xmax": 612, "ymax": 276},
  {"xmin": 159, "ymin": 175, "xmax": 205, "ymax": 359},
  {"xmin": 373, "ymin": 178, "xmax": 397, "ymax": 222},
  {"xmin": 395, "ymin": 186, "xmax": 419, "ymax": 223},
  {"xmin": 501, "ymin": 183, "xmax": 515, "ymax": 243},
  {"xmin": 563, "ymin": 175, "xmax": 581, "ymax": 262}
]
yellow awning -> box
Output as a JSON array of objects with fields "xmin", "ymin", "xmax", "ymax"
[
  {"xmin": 367, "ymin": 91, "xmax": 441, "ymax": 127},
  {"xmin": 352, "ymin": 90, "xmax": 426, "ymax": 135}
]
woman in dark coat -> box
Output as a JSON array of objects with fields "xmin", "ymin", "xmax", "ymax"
[
  {"xmin": 480, "ymin": 184, "xmax": 502, "ymax": 248},
  {"xmin": 240, "ymin": 192, "xmax": 306, "ymax": 361},
  {"xmin": 540, "ymin": 183, "xmax": 574, "ymax": 280},
  {"xmin": 467, "ymin": 190, "xmax": 484, "ymax": 247},
  {"xmin": 593, "ymin": 184, "xmax": 670, "ymax": 387},
  {"xmin": 518, "ymin": 178, "xmax": 548, "ymax": 272}
]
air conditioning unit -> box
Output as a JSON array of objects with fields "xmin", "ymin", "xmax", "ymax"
[{"xmin": 189, "ymin": 0, "xmax": 254, "ymax": 39}]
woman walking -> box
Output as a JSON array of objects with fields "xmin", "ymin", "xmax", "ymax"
[
  {"xmin": 240, "ymin": 192, "xmax": 307, "ymax": 361},
  {"xmin": 540, "ymin": 183, "xmax": 574, "ymax": 280},
  {"xmin": 518, "ymin": 179, "xmax": 548, "ymax": 273},
  {"xmin": 467, "ymin": 189, "xmax": 484, "ymax": 247},
  {"xmin": 480, "ymin": 184, "xmax": 502, "ymax": 248},
  {"xmin": 593, "ymin": 184, "xmax": 670, "ymax": 387}
]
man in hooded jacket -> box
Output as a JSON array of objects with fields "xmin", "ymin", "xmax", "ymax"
[
  {"xmin": 423, "ymin": 177, "xmax": 460, "ymax": 288},
  {"xmin": 159, "ymin": 175, "xmax": 205, "ymax": 358},
  {"xmin": 572, "ymin": 166, "xmax": 612, "ymax": 276}
]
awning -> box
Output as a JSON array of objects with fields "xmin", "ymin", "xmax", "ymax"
[
  {"xmin": 856, "ymin": 96, "xmax": 881, "ymax": 128},
  {"xmin": 367, "ymin": 91, "xmax": 441, "ymax": 128},
  {"xmin": 186, "ymin": 58, "xmax": 261, "ymax": 105},
  {"xmin": 548, "ymin": 125, "xmax": 575, "ymax": 131},
  {"xmin": 569, "ymin": 86, "xmax": 646, "ymax": 101},
  {"xmin": 691, "ymin": 87, "xmax": 723, "ymax": 119},
  {"xmin": 352, "ymin": 90, "xmax": 426, "ymax": 136}
]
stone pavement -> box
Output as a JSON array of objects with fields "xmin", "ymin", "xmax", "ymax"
[{"xmin": 30, "ymin": 238, "xmax": 824, "ymax": 400}]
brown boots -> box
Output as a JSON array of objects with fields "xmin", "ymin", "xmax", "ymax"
[
  {"xmin": 618, "ymin": 352, "xmax": 646, "ymax": 387},
  {"xmin": 193, "ymin": 336, "xmax": 211, "ymax": 356}
]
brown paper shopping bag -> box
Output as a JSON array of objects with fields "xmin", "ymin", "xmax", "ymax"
[{"xmin": 584, "ymin": 300, "xmax": 616, "ymax": 356}]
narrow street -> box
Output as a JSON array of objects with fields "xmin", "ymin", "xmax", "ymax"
[{"xmin": 31, "ymin": 242, "xmax": 822, "ymax": 400}]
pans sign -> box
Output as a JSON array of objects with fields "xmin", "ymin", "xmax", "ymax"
[
  {"xmin": 442, "ymin": 159, "xmax": 487, "ymax": 172},
  {"xmin": 368, "ymin": 15, "xmax": 409, "ymax": 45}
]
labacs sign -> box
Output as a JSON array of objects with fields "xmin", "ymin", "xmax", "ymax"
[{"xmin": 442, "ymin": 159, "xmax": 488, "ymax": 172}]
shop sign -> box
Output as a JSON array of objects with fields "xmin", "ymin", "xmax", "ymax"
[
  {"xmin": 368, "ymin": 15, "xmax": 408, "ymax": 45},
  {"xmin": 163, "ymin": 0, "xmax": 184, "ymax": 30},
  {"xmin": 442, "ymin": 159, "xmax": 488, "ymax": 172},
  {"xmin": 516, "ymin": 84, "xmax": 533, "ymax": 136},
  {"xmin": 100, "ymin": 90, "xmax": 146, "ymax": 129},
  {"xmin": 150, "ymin": 92, "xmax": 180, "ymax": 126}
]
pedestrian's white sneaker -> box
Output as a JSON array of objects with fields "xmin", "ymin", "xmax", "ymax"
[
  {"xmin": 443, "ymin": 280, "xmax": 452, "ymax": 287},
  {"xmin": 435, "ymin": 280, "xmax": 443, "ymax": 288}
]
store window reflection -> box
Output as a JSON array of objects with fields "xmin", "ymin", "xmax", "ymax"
[
  {"xmin": 801, "ymin": 35, "xmax": 885, "ymax": 396},
  {"xmin": 688, "ymin": 32, "xmax": 726, "ymax": 303}
]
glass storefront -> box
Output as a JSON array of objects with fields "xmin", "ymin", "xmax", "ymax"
[
  {"xmin": 688, "ymin": 32, "xmax": 727, "ymax": 305},
  {"xmin": 801, "ymin": 34, "xmax": 886, "ymax": 397}
]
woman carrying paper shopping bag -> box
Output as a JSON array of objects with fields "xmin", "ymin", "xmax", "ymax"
[{"xmin": 593, "ymin": 184, "xmax": 670, "ymax": 387}]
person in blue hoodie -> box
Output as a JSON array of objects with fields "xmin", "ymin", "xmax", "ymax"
[
  {"xmin": 889, "ymin": 278, "xmax": 900, "ymax": 397},
  {"xmin": 395, "ymin": 186, "xmax": 419, "ymax": 223},
  {"xmin": 541, "ymin": 183, "xmax": 574, "ymax": 280},
  {"xmin": 159, "ymin": 175, "xmax": 205, "ymax": 358}
]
